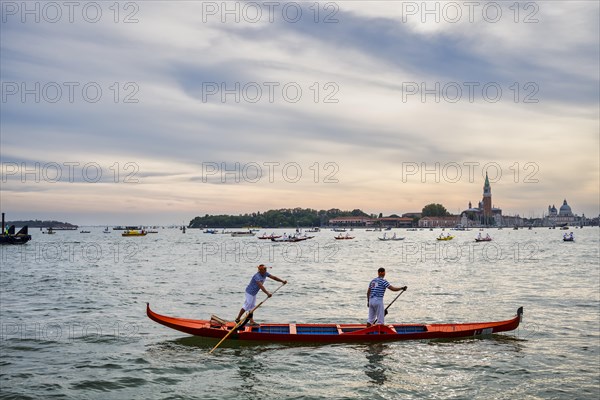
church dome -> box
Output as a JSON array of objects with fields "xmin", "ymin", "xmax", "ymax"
[{"xmin": 559, "ymin": 199, "xmax": 572, "ymax": 216}]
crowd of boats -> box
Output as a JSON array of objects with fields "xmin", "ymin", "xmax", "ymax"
[{"xmin": 3, "ymin": 213, "xmax": 587, "ymax": 245}]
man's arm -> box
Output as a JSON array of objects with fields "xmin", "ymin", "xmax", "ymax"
[
  {"xmin": 268, "ymin": 275, "xmax": 287, "ymax": 285},
  {"xmin": 389, "ymin": 285, "xmax": 408, "ymax": 292},
  {"xmin": 257, "ymin": 281, "xmax": 271, "ymax": 297}
]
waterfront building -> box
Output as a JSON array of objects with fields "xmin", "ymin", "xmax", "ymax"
[
  {"xmin": 461, "ymin": 172, "xmax": 503, "ymax": 226},
  {"xmin": 328, "ymin": 216, "xmax": 414, "ymax": 228},
  {"xmin": 544, "ymin": 199, "xmax": 578, "ymax": 226}
]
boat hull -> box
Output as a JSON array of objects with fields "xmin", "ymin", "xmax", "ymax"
[
  {"xmin": 147, "ymin": 304, "xmax": 523, "ymax": 344},
  {"xmin": 0, "ymin": 234, "xmax": 32, "ymax": 245}
]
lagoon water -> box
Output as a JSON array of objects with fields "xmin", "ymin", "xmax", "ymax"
[{"xmin": 1, "ymin": 227, "xmax": 599, "ymax": 399}]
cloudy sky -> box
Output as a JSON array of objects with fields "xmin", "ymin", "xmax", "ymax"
[{"xmin": 1, "ymin": 1, "xmax": 598, "ymax": 225}]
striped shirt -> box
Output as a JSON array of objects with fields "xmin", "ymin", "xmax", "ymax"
[
  {"xmin": 369, "ymin": 277, "xmax": 390, "ymax": 298},
  {"xmin": 246, "ymin": 271, "xmax": 270, "ymax": 295}
]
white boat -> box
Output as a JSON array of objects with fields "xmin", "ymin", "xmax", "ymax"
[
  {"xmin": 378, "ymin": 233, "xmax": 404, "ymax": 241},
  {"xmin": 378, "ymin": 236, "xmax": 405, "ymax": 241}
]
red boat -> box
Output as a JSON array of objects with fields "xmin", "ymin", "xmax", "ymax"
[{"xmin": 147, "ymin": 304, "xmax": 523, "ymax": 344}]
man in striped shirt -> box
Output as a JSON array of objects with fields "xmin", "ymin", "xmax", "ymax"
[
  {"xmin": 235, "ymin": 264, "xmax": 287, "ymax": 325},
  {"xmin": 367, "ymin": 267, "xmax": 406, "ymax": 326}
]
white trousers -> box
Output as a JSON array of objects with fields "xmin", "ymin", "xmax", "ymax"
[
  {"xmin": 243, "ymin": 292, "xmax": 257, "ymax": 312},
  {"xmin": 368, "ymin": 297, "xmax": 385, "ymax": 324}
]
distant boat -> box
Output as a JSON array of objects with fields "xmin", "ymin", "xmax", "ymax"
[
  {"xmin": 378, "ymin": 236, "xmax": 405, "ymax": 241},
  {"xmin": 334, "ymin": 234, "xmax": 355, "ymax": 240},
  {"xmin": 80, "ymin": 230, "xmax": 91, "ymax": 234},
  {"xmin": 271, "ymin": 236, "xmax": 311, "ymax": 242},
  {"xmin": 122, "ymin": 229, "xmax": 147, "ymax": 237},
  {"xmin": 103, "ymin": 227, "xmax": 110, "ymax": 233},
  {"xmin": 114, "ymin": 226, "xmax": 139, "ymax": 231},
  {"xmin": 1, "ymin": 214, "xmax": 32, "ymax": 245},
  {"xmin": 44, "ymin": 227, "xmax": 56, "ymax": 234},
  {"xmin": 258, "ymin": 233, "xmax": 282, "ymax": 240},
  {"xmin": 563, "ymin": 232, "xmax": 574, "ymax": 242},
  {"xmin": 231, "ymin": 231, "xmax": 255, "ymax": 237},
  {"xmin": 436, "ymin": 235, "xmax": 454, "ymax": 241}
]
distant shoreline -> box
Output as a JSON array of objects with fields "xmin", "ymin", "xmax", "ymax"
[{"xmin": 5, "ymin": 220, "xmax": 78, "ymax": 229}]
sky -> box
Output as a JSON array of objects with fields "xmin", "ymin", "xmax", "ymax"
[{"xmin": 1, "ymin": 1, "xmax": 599, "ymax": 225}]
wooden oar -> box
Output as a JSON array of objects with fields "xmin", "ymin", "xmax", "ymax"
[
  {"xmin": 209, "ymin": 283, "xmax": 285, "ymax": 354},
  {"xmin": 384, "ymin": 287, "xmax": 407, "ymax": 316},
  {"xmin": 373, "ymin": 287, "xmax": 407, "ymax": 324}
]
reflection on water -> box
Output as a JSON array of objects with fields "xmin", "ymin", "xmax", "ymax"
[
  {"xmin": 364, "ymin": 343, "xmax": 389, "ymax": 385},
  {"xmin": 234, "ymin": 348, "xmax": 266, "ymax": 396}
]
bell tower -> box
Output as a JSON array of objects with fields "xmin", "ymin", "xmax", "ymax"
[{"xmin": 482, "ymin": 172, "xmax": 492, "ymax": 222}]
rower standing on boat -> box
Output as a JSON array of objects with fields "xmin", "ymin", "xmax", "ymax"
[
  {"xmin": 366, "ymin": 268, "xmax": 406, "ymax": 327},
  {"xmin": 235, "ymin": 264, "xmax": 287, "ymax": 326}
]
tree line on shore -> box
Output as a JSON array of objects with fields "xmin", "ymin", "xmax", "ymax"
[
  {"xmin": 189, "ymin": 208, "xmax": 370, "ymax": 228},
  {"xmin": 188, "ymin": 204, "xmax": 450, "ymax": 228},
  {"xmin": 4, "ymin": 220, "xmax": 78, "ymax": 228}
]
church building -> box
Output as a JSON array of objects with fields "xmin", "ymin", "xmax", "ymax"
[
  {"xmin": 462, "ymin": 172, "xmax": 503, "ymax": 226},
  {"xmin": 545, "ymin": 199, "xmax": 577, "ymax": 226}
]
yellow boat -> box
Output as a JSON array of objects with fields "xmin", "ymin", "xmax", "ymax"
[
  {"xmin": 436, "ymin": 235, "xmax": 454, "ymax": 241},
  {"xmin": 122, "ymin": 229, "xmax": 147, "ymax": 237}
]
